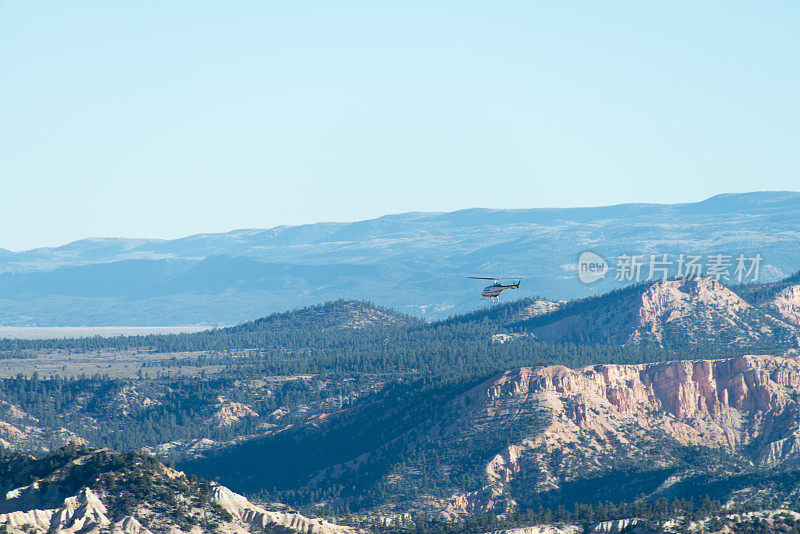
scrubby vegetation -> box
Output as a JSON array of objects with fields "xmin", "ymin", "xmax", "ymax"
[
  {"xmin": 0, "ymin": 273, "xmax": 799, "ymax": 526},
  {"xmin": 732, "ymin": 270, "xmax": 800, "ymax": 305},
  {"xmin": 0, "ymin": 444, "xmax": 230, "ymax": 533}
]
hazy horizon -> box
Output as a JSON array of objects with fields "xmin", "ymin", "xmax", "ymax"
[
  {"xmin": 3, "ymin": 2, "xmax": 799, "ymax": 250},
  {"xmin": 3, "ymin": 189, "xmax": 798, "ymax": 253}
]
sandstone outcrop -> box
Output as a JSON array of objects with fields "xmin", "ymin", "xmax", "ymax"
[
  {"xmin": 0, "ymin": 448, "xmax": 357, "ymax": 534},
  {"xmin": 770, "ymin": 284, "xmax": 800, "ymax": 326},
  {"xmin": 483, "ymin": 525, "xmax": 581, "ymax": 534},
  {"xmin": 213, "ymin": 484, "xmax": 356, "ymax": 534},
  {"xmin": 0, "ymin": 420, "xmax": 85, "ymax": 452},
  {"xmin": 588, "ymin": 518, "xmax": 641, "ymax": 533},
  {"xmin": 0, "ymin": 487, "xmax": 151, "ymax": 534},
  {"xmin": 451, "ymin": 354, "xmax": 800, "ymax": 511},
  {"xmin": 527, "ymin": 278, "xmax": 798, "ymax": 346},
  {"xmin": 212, "ymin": 396, "xmax": 259, "ymax": 427}
]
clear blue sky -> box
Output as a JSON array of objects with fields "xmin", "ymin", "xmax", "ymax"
[{"xmin": 1, "ymin": 1, "xmax": 798, "ymax": 251}]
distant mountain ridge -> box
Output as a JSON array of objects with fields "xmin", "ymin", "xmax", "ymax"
[{"xmin": 2, "ymin": 191, "xmax": 800, "ymax": 325}]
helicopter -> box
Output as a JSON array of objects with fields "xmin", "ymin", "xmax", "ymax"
[{"xmin": 469, "ymin": 277, "xmax": 522, "ymax": 301}]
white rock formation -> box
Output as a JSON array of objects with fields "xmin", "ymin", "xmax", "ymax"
[
  {"xmin": 483, "ymin": 525, "xmax": 581, "ymax": 534},
  {"xmin": 770, "ymin": 284, "xmax": 800, "ymax": 326},
  {"xmin": 0, "ymin": 478, "xmax": 356, "ymax": 534},
  {"xmin": 449, "ymin": 354, "xmax": 800, "ymax": 511},
  {"xmin": 212, "ymin": 484, "xmax": 357, "ymax": 534},
  {"xmin": 0, "ymin": 487, "xmax": 151, "ymax": 534}
]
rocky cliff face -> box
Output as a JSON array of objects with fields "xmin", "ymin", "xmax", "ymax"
[
  {"xmin": 0, "ymin": 487, "xmax": 148, "ymax": 534},
  {"xmin": 770, "ymin": 284, "xmax": 800, "ymax": 326},
  {"xmin": 0, "ymin": 447, "xmax": 357, "ymax": 534},
  {"xmin": 212, "ymin": 396, "xmax": 259, "ymax": 427},
  {"xmin": 184, "ymin": 348, "xmax": 800, "ymax": 516},
  {"xmin": 450, "ymin": 354, "xmax": 800, "ymax": 512},
  {"xmin": 0, "ymin": 400, "xmax": 85, "ymax": 453},
  {"xmin": 525, "ymin": 278, "xmax": 799, "ymax": 347},
  {"xmin": 212, "ymin": 485, "xmax": 355, "ymax": 534},
  {"xmin": 484, "ymin": 526, "xmax": 581, "ymax": 534},
  {"xmin": 484, "ymin": 509, "xmax": 800, "ymax": 534}
]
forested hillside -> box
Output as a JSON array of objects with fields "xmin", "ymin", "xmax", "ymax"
[{"xmin": 1, "ymin": 274, "xmax": 799, "ymax": 526}]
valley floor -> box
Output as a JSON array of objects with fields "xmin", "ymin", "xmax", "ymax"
[{"xmin": 0, "ymin": 347, "xmax": 228, "ymax": 378}]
